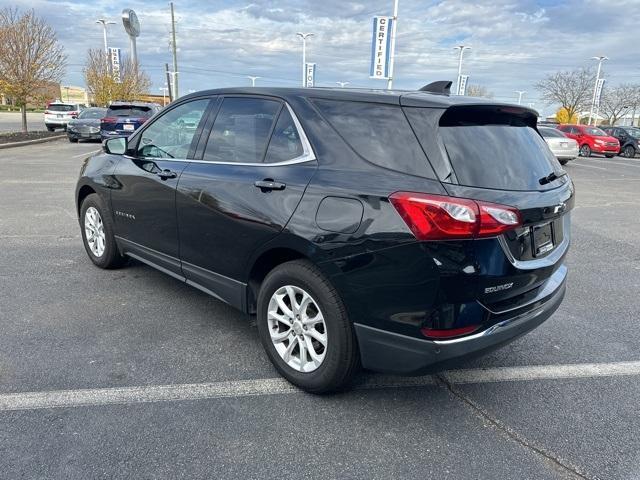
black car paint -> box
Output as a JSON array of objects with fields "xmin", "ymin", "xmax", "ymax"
[
  {"xmin": 76, "ymin": 87, "xmax": 572, "ymax": 375},
  {"xmin": 601, "ymin": 126, "xmax": 638, "ymax": 157}
]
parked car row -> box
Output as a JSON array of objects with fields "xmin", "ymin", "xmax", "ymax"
[
  {"xmin": 538, "ymin": 122, "xmax": 639, "ymax": 163},
  {"xmin": 43, "ymin": 101, "xmax": 162, "ymax": 143}
]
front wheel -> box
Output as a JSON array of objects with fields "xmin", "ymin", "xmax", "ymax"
[
  {"xmin": 80, "ymin": 193, "xmax": 125, "ymax": 269},
  {"xmin": 579, "ymin": 144, "xmax": 591, "ymax": 157},
  {"xmin": 68, "ymin": 136, "xmax": 78, "ymax": 143},
  {"xmin": 256, "ymin": 260, "xmax": 359, "ymax": 393},
  {"xmin": 605, "ymin": 154, "xmax": 615, "ymax": 158},
  {"xmin": 623, "ymin": 145, "xmax": 636, "ymax": 158}
]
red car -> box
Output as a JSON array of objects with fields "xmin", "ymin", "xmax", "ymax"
[{"xmin": 557, "ymin": 124, "xmax": 620, "ymax": 158}]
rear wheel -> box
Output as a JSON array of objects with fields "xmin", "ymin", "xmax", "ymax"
[
  {"xmin": 559, "ymin": 159, "xmax": 569, "ymax": 165},
  {"xmin": 579, "ymin": 144, "xmax": 591, "ymax": 157},
  {"xmin": 623, "ymin": 145, "xmax": 636, "ymax": 158},
  {"xmin": 256, "ymin": 260, "xmax": 359, "ymax": 393},
  {"xmin": 46, "ymin": 125, "xmax": 55, "ymax": 132},
  {"xmin": 80, "ymin": 194, "xmax": 125, "ymax": 269}
]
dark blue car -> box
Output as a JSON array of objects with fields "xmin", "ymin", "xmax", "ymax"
[{"xmin": 100, "ymin": 101, "xmax": 161, "ymax": 141}]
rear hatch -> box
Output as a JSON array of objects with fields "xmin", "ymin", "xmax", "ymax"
[
  {"xmin": 101, "ymin": 105, "xmax": 153, "ymax": 136},
  {"xmin": 45, "ymin": 104, "xmax": 78, "ymax": 121},
  {"xmin": 403, "ymin": 102, "xmax": 574, "ymax": 316}
]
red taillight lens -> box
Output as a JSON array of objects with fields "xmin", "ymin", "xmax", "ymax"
[
  {"xmin": 389, "ymin": 192, "xmax": 521, "ymax": 240},
  {"xmin": 101, "ymin": 117, "xmax": 117, "ymax": 124},
  {"xmin": 421, "ymin": 324, "xmax": 480, "ymax": 339}
]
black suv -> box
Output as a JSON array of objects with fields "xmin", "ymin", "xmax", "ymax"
[
  {"xmin": 76, "ymin": 85, "xmax": 573, "ymax": 393},
  {"xmin": 600, "ymin": 125, "xmax": 639, "ymax": 158}
]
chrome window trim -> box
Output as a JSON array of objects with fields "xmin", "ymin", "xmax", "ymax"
[{"xmin": 124, "ymin": 101, "xmax": 316, "ymax": 167}]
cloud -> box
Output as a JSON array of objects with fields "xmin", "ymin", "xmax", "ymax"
[{"xmin": 0, "ymin": 0, "xmax": 637, "ymax": 116}]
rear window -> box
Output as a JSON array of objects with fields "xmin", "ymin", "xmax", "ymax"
[
  {"xmin": 407, "ymin": 105, "xmax": 561, "ymax": 191},
  {"xmin": 312, "ymin": 99, "xmax": 433, "ymax": 177},
  {"xmin": 107, "ymin": 106, "xmax": 153, "ymax": 117},
  {"xmin": 49, "ymin": 104, "xmax": 76, "ymax": 112},
  {"xmin": 78, "ymin": 108, "xmax": 106, "ymax": 119},
  {"xmin": 539, "ymin": 127, "xmax": 565, "ymax": 138}
]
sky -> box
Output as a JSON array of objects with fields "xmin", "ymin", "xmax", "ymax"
[{"xmin": 3, "ymin": 0, "xmax": 640, "ymax": 117}]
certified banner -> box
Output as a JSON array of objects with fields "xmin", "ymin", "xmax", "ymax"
[
  {"xmin": 457, "ymin": 74, "xmax": 469, "ymax": 96},
  {"xmin": 594, "ymin": 78, "xmax": 605, "ymax": 106},
  {"xmin": 305, "ymin": 62, "xmax": 316, "ymax": 87},
  {"xmin": 109, "ymin": 47, "xmax": 122, "ymax": 83},
  {"xmin": 370, "ymin": 16, "xmax": 393, "ymax": 79}
]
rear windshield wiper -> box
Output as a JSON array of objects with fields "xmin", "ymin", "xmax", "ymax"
[{"xmin": 539, "ymin": 170, "xmax": 567, "ymax": 185}]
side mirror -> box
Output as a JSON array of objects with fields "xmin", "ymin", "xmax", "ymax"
[{"xmin": 103, "ymin": 137, "xmax": 127, "ymax": 155}]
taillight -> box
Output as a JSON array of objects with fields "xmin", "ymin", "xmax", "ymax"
[
  {"xmin": 389, "ymin": 192, "xmax": 521, "ymax": 240},
  {"xmin": 421, "ymin": 324, "xmax": 480, "ymax": 339},
  {"xmin": 101, "ymin": 117, "xmax": 117, "ymax": 124}
]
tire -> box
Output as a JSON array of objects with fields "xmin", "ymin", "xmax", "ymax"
[
  {"xmin": 605, "ymin": 154, "xmax": 615, "ymax": 158},
  {"xmin": 256, "ymin": 260, "xmax": 359, "ymax": 393},
  {"xmin": 68, "ymin": 136, "xmax": 78, "ymax": 143},
  {"xmin": 623, "ymin": 145, "xmax": 636, "ymax": 158},
  {"xmin": 79, "ymin": 193, "xmax": 126, "ymax": 269},
  {"xmin": 46, "ymin": 125, "xmax": 55, "ymax": 132},
  {"xmin": 579, "ymin": 144, "xmax": 591, "ymax": 157},
  {"xmin": 559, "ymin": 159, "xmax": 569, "ymax": 165}
]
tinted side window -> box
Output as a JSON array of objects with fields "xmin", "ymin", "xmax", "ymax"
[
  {"xmin": 313, "ymin": 99, "xmax": 433, "ymax": 177},
  {"xmin": 203, "ymin": 97, "xmax": 280, "ymax": 163},
  {"xmin": 137, "ymin": 99, "xmax": 210, "ymax": 159},
  {"xmin": 264, "ymin": 108, "xmax": 304, "ymax": 163}
]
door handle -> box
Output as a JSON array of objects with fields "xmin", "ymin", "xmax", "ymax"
[
  {"xmin": 254, "ymin": 179, "xmax": 286, "ymax": 191},
  {"xmin": 157, "ymin": 169, "xmax": 177, "ymax": 180}
]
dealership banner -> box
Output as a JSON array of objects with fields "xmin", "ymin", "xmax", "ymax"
[
  {"xmin": 109, "ymin": 47, "xmax": 122, "ymax": 83},
  {"xmin": 305, "ymin": 62, "xmax": 316, "ymax": 87},
  {"xmin": 594, "ymin": 78, "xmax": 605, "ymax": 106},
  {"xmin": 370, "ymin": 16, "xmax": 393, "ymax": 79},
  {"xmin": 457, "ymin": 74, "xmax": 469, "ymax": 95}
]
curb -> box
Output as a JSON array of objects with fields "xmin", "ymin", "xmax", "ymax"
[{"xmin": 0, "ymin": 135, "xmax": 66, "ymax": 150}]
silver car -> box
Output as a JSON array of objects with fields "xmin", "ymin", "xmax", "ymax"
[{"xmin": 539, "ymin": 126, "xmax": 578, "ymax": 165}]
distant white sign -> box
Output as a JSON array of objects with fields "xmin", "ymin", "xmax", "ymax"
[
  {"xmin": 109, "ymin": 47, "xmax": 122, "ymax": 83},
  {"xmin": 370, "ymin": 16, "xmax": 393, "ymax": 79},
  {"xmin": 305, "ymin": 62, "xmax": 316, "ymax": 87},
  {"xmin": 457, "ymin": 74, "xmax": 469, "ymax": 95},
  {"xmin": 595, "ymin": 78, "xmax": 605, "ymax": 106}
]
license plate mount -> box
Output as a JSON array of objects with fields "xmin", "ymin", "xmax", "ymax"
[
  {"xmin": 123, "ymin": 124, "xmax": 135, "ymax": 131},
  {"xmin": 532, "ymin": 222, "xmax": 554, "ymax": 257}
]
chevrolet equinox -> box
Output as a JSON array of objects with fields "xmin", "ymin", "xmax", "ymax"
[{"xmin": 76, "ymin": 82, "xmax": 573, "ymax": 393}]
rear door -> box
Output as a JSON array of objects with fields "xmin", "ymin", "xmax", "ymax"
[
  {"xmin": 110, "ymin": 97, "xmax": 212, "ymax": 275},
  {"xmin": 176, "ymin": 96, "xmax": 317, "ymax": 308}
]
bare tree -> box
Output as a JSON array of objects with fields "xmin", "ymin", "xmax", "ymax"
[
  {"xmin": 0, "ymin": 8, "xmax": 66, "ymax": 132},
  {"xmin": 84, "ymin": 49, "xmax": 151, "ymax": 107},
  {"xmin": 466, "ymin": 84, "xmax": 494, "ymax": 98},
  {"xmin": 599, "ymin": 84, "xmax": 640, "ymax": 125},
  {"xmin": 536, "ymin": 68, "xmax": 595, "ymax": 122}
]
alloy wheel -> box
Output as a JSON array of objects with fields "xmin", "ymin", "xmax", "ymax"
[
  {"xmin": 580, "ymin": 145, "xmax": 591, "ymax": 157},
  {"xmin": 624, "ymin": 145, "xmax": 635, "ymax": 158},
  {"xmin": 84, "ymin": 206, "xmax": 106, "ymax": 257},
  {"xmin": 267, "ymin": 285, "xmax": 327, "ymax": 373}
]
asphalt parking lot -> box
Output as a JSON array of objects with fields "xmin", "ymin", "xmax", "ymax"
[{"xmin": 1, "ymin": 140, "xmax": 639, "ymax": 479}]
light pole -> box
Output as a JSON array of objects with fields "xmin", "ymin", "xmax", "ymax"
[
  {"xmin": 588, "ymin": 55, "xmax": 608, "ymax": 125},
  {"xmin": 64, "ymin": 86, "xmax": 70, "ymax": 102},
  {"xmin": 95, "ymin": 19, "xmax": 116, "ymax": 54},
  {"xmin": 159, "ymin": 86, "xmax": 168, "ymax": 106},
  {"xmin": 247, "ymin": 76, "xmax": 261, "ymax": 87},
  {"xmin": 386, "ymin": 0, "xmax": 399, "ymax": 90},
  {"xmin": 454, "ymin": 45, "xmax": 471, "ymax": 95},
  {"xmin": 336, "ymin": 81, "xmax": 350, "ymax": 88},
  {"xmin": 296, "ymin": 32, "xmax": 314, "ymax": 87},
  {"xmin": 515, "ymin": 90, "xmax": 526, "ymax": 105}
]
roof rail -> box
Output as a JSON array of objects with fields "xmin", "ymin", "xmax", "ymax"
[{"xmin": 419, "ymin": 81, "xmax": 452, "ymax": 95}]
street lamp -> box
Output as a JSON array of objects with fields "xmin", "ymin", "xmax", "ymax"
[
  {"xmin": 296, "ymin": 32, "xmax": 314, "ymax": 87},
  {"xmin": 515, "ymin": 90, "xmax": 526, "ymax": 105},
  {"xmin": 454, "ymin": 45, "xmax": 471, "ymax": 95},
  {"xmin": 588, "ymin": 55, "xmax": 608, "ymax": 126},
  {"xmin": 336, "ymin": 81, "xmax": 350, "ymax": 88},
  {"xmin": 64, "ymin": 86, "xmax": 70, "ymax": 102},
  {"xmin": 95, "ymin": 19, "xmax": 116, "ymax": 54},
  {"xmin": 247, "ymin": 76, "xmax": 261, "ymax": 87}
]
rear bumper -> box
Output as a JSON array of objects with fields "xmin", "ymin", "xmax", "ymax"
[
  {"xmin": 354, "ymin": 266, "xmax": 567, "ymax": 375},
  {"xmin": 68, "ymin": 132, "xmax": 101, "ymax": 141}
]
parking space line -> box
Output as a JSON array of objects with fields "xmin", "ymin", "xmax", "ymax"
[
  {"xmin": 1, "ymin": 360, "xmax": 639, "ymax": 412},
  {"xmin": 570, "ymin": 163, "xmax": 607, "ymax": 170},
  {"xmin": 71, "ymin": 149, "xmax": 101, "ymax": 158}
]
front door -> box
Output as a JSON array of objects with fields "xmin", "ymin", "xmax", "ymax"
[
  {"xmin": 110, "ymin": 98, "xmax": 212, "ymax": 274},
  {"xmin": 176, "ymin": 96, "xmax": 317, "ymax": 308}
]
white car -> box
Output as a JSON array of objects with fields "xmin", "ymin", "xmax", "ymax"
[
  {"xmin": 539, "ymin": 126, "xmax": 579, "ymax": 165},
  {"xmin": 44, "ymin": 102, "xmax": 84, "ymax": 132}
]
